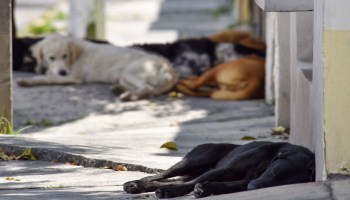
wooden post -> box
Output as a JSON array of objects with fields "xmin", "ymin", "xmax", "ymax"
[{"xmin": 0, "ymin": 0, "xmax": 13, "ymax": 132}]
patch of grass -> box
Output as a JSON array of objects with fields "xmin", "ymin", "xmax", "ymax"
[
  {"xmin": 24, "ymin": 119, "xmax": 54, "ymax": 127},
  {"xmin": 0, "ymin": 116, "xmax": 31, "ymax": 135}
]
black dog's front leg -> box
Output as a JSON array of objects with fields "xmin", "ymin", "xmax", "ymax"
[
  {"xmin": 155, "ymin": 167, "xmax": 236, "ymax": 199},
  {"xmin": 123, "ymin": 179, "xmax": 186, "ymax": 194},
  {"xmin": 124, "ymin": 143, "xmax": 238, "ymax": 195},
  {"xmin": 193, "ymin": 180, "xmax": 250, "ymax": 198}
]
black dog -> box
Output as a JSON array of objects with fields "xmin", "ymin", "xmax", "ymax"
[
  {"xmin": 123, "ymin": 141, "xmax": 314, "ymax": 198},
  {"xmin": 133, "ymin": 38, "xmax": 217, "ymax": 79},
  {"xmin": 133, "ymin": 38, "xmax": 265, "ymax": 79},
  {"xmin": 13, "ymin": 37, "xmax": 42, "ymax": 73}
]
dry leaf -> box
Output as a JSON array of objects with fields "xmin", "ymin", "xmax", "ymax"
[
  {"xmin": 272, "ymin": 126, "xmax": 286, "ymax": 134},
  {"xmin": 6, "ymin": 177, "xmax": 21, "ymax": 181},
  {"xmin": 241, "ymin": 136, "xmax": 256, "ymax": 140},
  {"xmin": 114, "ymin": 165, "xmax": 128, "ymax": 171},
  {"xmin": 168, "ymin": 91, "xmax": 177, "ymax": 97},
  {"xmin": 65, "ymin": 161, "xmax": 79, "ymax": 166},
  {"xmin": 0, "ymin": 148, "xmax": 10, "ymax": 161},
  {"xmin": 160, "ymin": 142, "xmax": 178, "ymax": 151},
  {"xmin": 168, "ymin": 92, "xmax": 184, "ymax": 98},
  {"xmin": 169, "ymin": 121, "xmax": 181, "ymax": 126},
  {"xmin": 19, "ymin": 148, "xmax": 36, "ymax": 160}
]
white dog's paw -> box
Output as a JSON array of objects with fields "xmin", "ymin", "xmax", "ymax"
[
  {"xmin": 119, "ymin": 92, "xmax": 140, "ymax": 102},
  {"xmin": 17, "ymin": 79, "xmax": 34, "ymax": 87}
]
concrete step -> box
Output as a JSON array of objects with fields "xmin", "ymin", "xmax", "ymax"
[{"xmin": 105, "ymin": 0, "xmax": 229, "ymax": 19}]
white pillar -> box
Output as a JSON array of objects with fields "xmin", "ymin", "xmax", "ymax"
[{"xmin": 274, "ymin": 13, "xmax": 291, "ymax": 128}]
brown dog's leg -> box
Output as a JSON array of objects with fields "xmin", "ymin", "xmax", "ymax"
[
  {"xmin": 179, "ymin": 65, "xmax": 221, "ymax": 90},
  {"xmin": 175, "ymin": 83, "xmax": 214, "ymax": 97},
  {"xmin": 211, "ymin": 79, "xmax": 262, "ymax": 100},
  {"xmin": 238, "ymin": 37, "xmax": 266, "ymax": 52}
]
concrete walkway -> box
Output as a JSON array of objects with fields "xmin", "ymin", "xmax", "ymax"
[{"xmin": 3, "ymin": 72, "xmax": 346, "ymax": 200}]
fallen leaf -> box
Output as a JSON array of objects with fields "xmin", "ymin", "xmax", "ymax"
[
  {"xmin": 160, "ymin": 142, "xmax": 178, "ymax": 151},
  {"xmin": 169, "ymin": 121, "xmax": 181, "ymax": 126},
  {"xmin": 65, "ymin": 161, "xmax": 79, "ymax": 166},
  {"xmin": 9, "ymin": 155, "xmax": 19, "ymax": 160},
  {"xmin": 168, "ymin": 91, "xmax": 184, "ymax": 98},
  {"xmin": 168, "ymin": 91, "xmax": 177, "ymax": 97},
  {"xmin": 0, "ymin": 147, "xmax": 10, "ymax": 161},
  {"xmin": 114, "ymin": 165, "xmax": 128, "ymax": 171},
  {"xmin": 241, "ymin": 136, "xmax": 256, "ymax": 140},
  {"xmin": 19, "ymin": 148, "xmax": 36, "ymax": 160},
  {"xmin": 272, "ymin": 126, "xmax": 286, "ymax": 134},
  {"xmin": 6, "ymin": 177, "xmax": 21, "ymax": 181}
]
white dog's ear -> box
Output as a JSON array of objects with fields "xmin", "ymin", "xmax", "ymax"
[
  {"xmin": 30, "ymin": 41, "xmax": 44, "ymax": 74},
  {"xmin": 68, "ymin": 41, "xmax": 82, "ymax": 64}
]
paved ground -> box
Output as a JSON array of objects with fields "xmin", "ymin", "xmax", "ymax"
[{"xmin": 7, "ymin": 0, "xmax": 350, "ymax": 199}]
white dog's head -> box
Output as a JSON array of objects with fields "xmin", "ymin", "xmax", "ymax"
[{"xmin": 31, "ymin": 34, "xmax": 82, "ymax": 76}]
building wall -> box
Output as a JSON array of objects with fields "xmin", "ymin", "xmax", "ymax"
[{"xmin": 324, "ymin": 30, "xmax": 350, "ymax": 175}]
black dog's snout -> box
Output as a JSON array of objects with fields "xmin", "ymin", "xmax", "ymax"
[{"xmin": 59, "ymin": 70, "xmax": 68, "ymax": 76}]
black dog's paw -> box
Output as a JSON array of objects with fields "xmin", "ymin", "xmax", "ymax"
[
  {"xmin": 155, "ymin": 188, "xmax": 171, "ymax": 199},
  {"xmin": 156, "ymin": 185, "xmax": 192, "ymax": 199},
  {"xmin": 194, "ymin": 182, "xmax": 212, "ymax": 198},
  {"xmin": 155, "ymin": 187, "xmax": 179, "ymax": 199},
  {"xmin": 123, "ymin": 180, "xmax": 146, "ymax": 194}
]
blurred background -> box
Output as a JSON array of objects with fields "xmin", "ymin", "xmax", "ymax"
[{"xmin": 14, "ymin": 0, "xmax": 264, "ymax": 46}]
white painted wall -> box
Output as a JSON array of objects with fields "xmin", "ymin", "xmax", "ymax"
[
  {"xmin": 255, "ymin": 0, "xmax": 313, "ymax": 12},
  {"xmin": 274, "ymin": 13, "xmax": 291, "ymax": 128},
  {"xmin": 264, "ymin": 12, "xmax": 276, "ymax": 104}
]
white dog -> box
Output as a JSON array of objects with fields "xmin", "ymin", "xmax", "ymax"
[{"xmin": 17, "ymin": 34, "xmax": 178, "ymax": 101}]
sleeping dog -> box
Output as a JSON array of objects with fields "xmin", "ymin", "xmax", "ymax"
[
  {"xmin": 123, "ymin": 141, "xmax": 315, "ymax": 198},
  {"xmin": 175, "ymin": 36, "xmax": 267, "ymax": 100},
  {"xmin": 16, "ymin": 34, "xmax": 177, "ymax": 101},
  {"xmin": 13, "ymin": 37, "xmax": 109, "ymax": 73},
  {"xmin": 176, "ymin": 55, "xmax": 265, "ymax": 100},
  {"xmin": 13, "ymin": 37, "xmax": 42, "ymax": 73},
  {"xmin": 133, "ymin": 38, "xmax": 265, "ymax": 79}
]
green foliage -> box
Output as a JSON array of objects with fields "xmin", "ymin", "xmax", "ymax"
[
  {"xmin": 0, "ymin": 116, "xmax": 31, "ymax": 135},
  {"xmin": 46, "ymin": 184, "xmax": 64, "ymax": 189},
  {"xmin": 20, "ymin": 148, "xmax": 37, "ymax": 161},
  {"xmin": 212, "ymin": 6, "xmax": 231, "ymax": 18},
  {"xmin": 28, "ymin": 22, "xmax": 57, "ymax": 35},
  {"xmin": 25, "ymin": 119, "xmax": 54, "ymax": 127},
  {"xmin": 27, "ymin": 10, "xmax": 66, "ymax": 35},
  {"xmin": 53, "ymin": 11, "xmax": 66, "ymax": 20}
]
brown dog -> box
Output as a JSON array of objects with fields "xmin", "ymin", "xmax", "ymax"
[{"xmin": 176, "ymin": 55, "xmax": 265, "ymax": 100}]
